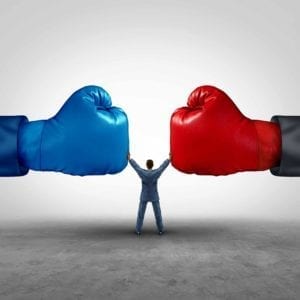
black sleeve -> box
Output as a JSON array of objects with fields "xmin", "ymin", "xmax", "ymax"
[
  {"xmin": 0, "ymin": 116, "xmax": 29, "ymax": 176},
  {"xmin": 270, "ymin": 116, "xmax": 300, "ymax": 176}
]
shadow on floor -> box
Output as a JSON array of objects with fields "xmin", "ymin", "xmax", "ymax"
[{"xmin": 0, "ymin": 218, "xmax": 230, "ymax": 240}]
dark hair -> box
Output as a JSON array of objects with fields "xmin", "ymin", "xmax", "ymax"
[{"xmin": 146, "ymin": 159, "xmax": 154, "ymax": 169}]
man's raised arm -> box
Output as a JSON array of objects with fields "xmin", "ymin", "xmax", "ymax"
[{"xmin": 154, "ymin": 159, "xmax": 170, "ymax": 178}]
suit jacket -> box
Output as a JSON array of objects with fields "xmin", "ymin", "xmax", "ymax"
[
  {"xmin": 129, "ymin": 158, "xmax": 170, "ymax": 202},
  {"xmin": 271, "ymin": 116, "xmax": 300, "ymax": 176}
]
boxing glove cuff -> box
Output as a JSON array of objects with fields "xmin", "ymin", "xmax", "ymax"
[
  {"xmin": 270, "ymin": 116, "xmax": 300, "ymax": 176},
  {"xmin": 0, "ymin": 116, "xmax": 29, "ymax": 176}
]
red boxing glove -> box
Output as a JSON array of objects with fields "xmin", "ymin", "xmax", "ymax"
[{"xmin": 170, "ymin": 86, "xmax": 281, "ymax": 175}]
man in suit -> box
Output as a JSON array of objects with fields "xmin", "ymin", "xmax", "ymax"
[{"xmin": 128, "ymin": 154, "xmax": 170, "ymax": 235}]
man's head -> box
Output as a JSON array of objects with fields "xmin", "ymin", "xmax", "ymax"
[{"xmin": 146, "ymin": 159, "xmax": 154, "ymax": 170}]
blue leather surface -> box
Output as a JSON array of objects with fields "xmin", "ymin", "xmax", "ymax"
[{"xmin": 18, "ymin": 86, "xmax": 129, "ymax": 175}]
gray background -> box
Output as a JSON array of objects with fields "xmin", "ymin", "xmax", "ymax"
[{"xmin": 0, "ymin": 0, "xmax": 299, "ymax": 222}]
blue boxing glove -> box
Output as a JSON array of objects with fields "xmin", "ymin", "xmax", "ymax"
[{"xmin": 18, "ymin": 85, "xmax": 129, "ymax": 176}]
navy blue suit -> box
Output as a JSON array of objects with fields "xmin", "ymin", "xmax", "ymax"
[{"xmin": 129, "ymin": 158, "xmax": 170, "ymax": 233}]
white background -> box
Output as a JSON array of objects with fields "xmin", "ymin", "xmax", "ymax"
[{"xmin": 0, "ymin": 0, "xmax": 299, "ymax": 221}]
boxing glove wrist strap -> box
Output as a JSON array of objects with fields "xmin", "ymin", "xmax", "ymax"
[{"xmin": 253, "ymin": 120, "xmax": 281, "ymax": 170}]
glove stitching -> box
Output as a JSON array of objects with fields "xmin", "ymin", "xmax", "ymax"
[
  {"xmin": 39, "ymin": 121, "xmax": 46, "ymax": 170},
  {"xmin": 253, "ymin": 121, "xmax": 261, "ymax": 170}
]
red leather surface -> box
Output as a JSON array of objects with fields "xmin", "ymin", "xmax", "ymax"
[{"xmin": 170, "ymin": 85, "xmax": 281, "ymax": 175}]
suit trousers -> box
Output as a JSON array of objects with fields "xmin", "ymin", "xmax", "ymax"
[{"xmin": 136, "ymin": 201, "xmax": 164, "ymax": 232}]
